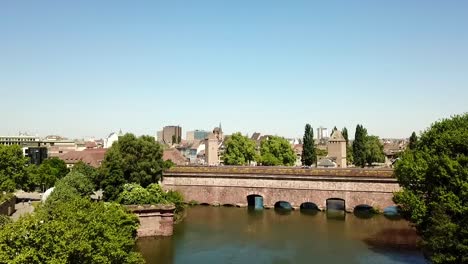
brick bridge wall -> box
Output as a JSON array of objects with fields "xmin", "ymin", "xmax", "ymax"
[
  {"xmin": 163, "ymin": 167, "xmax": 400, "ymax": 212},
  {"xmin": 125, "ymin": 205, "xmax": 175, "ymax": 237}
]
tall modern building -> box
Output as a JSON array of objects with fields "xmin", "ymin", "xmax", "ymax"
[
  {"xmin": 186, "ymin": 130, "xmax": 209, "ymax": 142},
  {"xmin": 316, "ymin": 127, "xmax": 329, "ymax": 140},
  {"xmin": 159, "ymin": 126, "xmax": 182, "ymax": 145}
]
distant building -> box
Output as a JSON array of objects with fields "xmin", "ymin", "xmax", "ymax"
[
  {"xmin": 0, "ymin": 135, "xmax": 40, "ymax": 147},
  {"xmin": 317, "ymin": 127, "xmax": 329, "ymax": 141},
  {"xmin": 327, "ymin": 129, "xmax": 347, "ymax": 168},
  {"xmin": 186, "ymin": 130, "xmax": 209, "ymax": 142},
  {"xmin": 104, "ymin": 130, "xmax": 123, "ymax": 149},
  {"xmin": 317, "ymin": 158, "xmax": 337, "ymax": 168},
  {"xmin": 58, "ymin": 149, "xmax": 107, "ymax": 168},
  {"xmin": 212, "ymin": 123, "xmax": 223, "ymax": 141},
  {"xmin": 159, "ymin": 126, "xmax": 182, "ymax": 145},
  {"xmin": 24, "ymin": 147, "xmax": 48, "ymax": 165},
  {"xmin": 163, "ymin": 148, "xmax": 189, "ymax": 166},
  {"xmin": 205, "ymin": 133, "xmax": 219, "ymax": 166}
]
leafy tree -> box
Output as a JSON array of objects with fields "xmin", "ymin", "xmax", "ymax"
[
  {"xmin": 409, "ymin": 131, "xmax": 418, "ymax": 150},
  {"xmin": 352, "ymin": 124, "xmax": 368, "ymax": 167},
  {"xmin": 223, "ymin": 132, "xmax": 257, "ymax": 165},
  {"xmin": 342, "ymin": 127, "xmax": 354, "ymax": 165},
  {"xmin": 100, "ymin": 133, "xmax": 165, "ymax": 201},
  {"xmin": 0, "ymin": 198, "xmax": 143, "ymax": 264},
  {"xmin": 342, "ymin": 127, "xmax": 349, "ymax": 144},
  {"xmin": 0, "ymin": 145, "xmax": 29, "ymax": 192},
  {"xmin": 72, "ymin": 161, "xmax": 99, "ymax": 190},
  {"xmin": 316, "ymin": 148, "xmax": 328, "ymax": 158},
  {"xmin": 393, "ymin": 114, "xmax": 468, "ymax": 264},
  {"xmin": 99, "ymin": 147, "xmax": 126, "ymax": 201},
  {"xmin": 301, "ymin": 124, "xmax": 316, "ymax": 166},
  {"xmin": 0, "ymin": 215, "xmax": 11, "ymax": 229},
  {"xmin": 0, "ymin": 168, "xmax": 144, "ymax": 264},
  {"xmin": 35, "ymin": 157, "xmax": 69, "ymax": 192},
  {"xmin": 260, "ymin": 136, "xmax": 296, "ymax": 166},
  {"xmin": 364, "ymin": 135, "xmax": 385, "ymax": 166}
]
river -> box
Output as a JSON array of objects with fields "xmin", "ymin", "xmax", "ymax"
[{"xmin": 137, "ymin": 206, "xmax": 427, "ymax": 264}]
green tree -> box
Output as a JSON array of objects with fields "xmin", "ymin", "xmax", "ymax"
[
  {"xmin": 100, "ymin": 133, "xmax": 165, "ymax": 201},
  {"xmin": 72, "ymin": 161, "xmax": 99, "ymax": 190},
  {"xmin": 301, "ymin": 124, "xmax": 316, "ymax": 166},
  {"xmin": 364, "ymin": 135, "xmax": 385, "ymax": 166},
  {"xmin": 409, "ymin": 131, "xmax": 418, "ymax": 150},
  {"xmin": 260, "ymin": 136, "xmax": 296, "ymax": 166},
  {"xmin": 0, "ymin": 198, "xmax": 143, "ymax": 264},
  {"xmin": 35, "ymin": 157, "xmax": 69, "ymax": 192},
  {"xmin": 0, "ymin": 145, "xmax": 29, "ymax": 192},
  {"xmin": 223, "ymin": 132, "xmax": 257, "ymax": 165},
  {"xmin": 393, "ymin": 114, "xmax": 468, "ymax": 264},
  {"xmin": 342, "ymin": 127, "xmax": 354, "ymax": 165},
  {"xmin": 352, "ymin": 124, "xmax": 368, "ymax": 167}
]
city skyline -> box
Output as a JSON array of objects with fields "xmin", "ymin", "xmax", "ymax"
[{"xmin": 1, "ymin": 1, "xmax": 467, "ymax": 139}]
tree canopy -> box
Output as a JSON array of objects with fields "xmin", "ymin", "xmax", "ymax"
[
  {"xmin": 259, "ymin": 136, "xmax": 296, "ymax": 166},
  {"xmin": 100, "ymin": 133, "xmax": 166, "ymax": 201},
  {"xmin": 364, "ymin": 135, "xmax": 385, "ymax": 166},
  {"xmin": 0, "ymin": 145, "xmax": 29, "ymax": 192},
  {"xmin": 393, "ymin": 114, "xmax": 468, "ymax": 264},
  {"xmin": 301, "ymin": 124, "xmax": 316, "ymax": 166},
  {"xmin": 0, "ymin": 170, "xmax": 144, "ymax": 264},
  {"xmin": 352, "ymin": 124, "xmax": 367, "ymax": 167},
  {"xmin": 409, "ymin": 131, "xmax": 418, "ymax": 150},
  {"xmin": 223, "ymin": 132, "xmax": 257, "ymax": 165}
]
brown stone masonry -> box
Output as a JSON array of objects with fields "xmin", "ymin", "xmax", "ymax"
[
  {"xmin": 126, "ymin": 204, "xmax": 175, "ymax": 237},
  {"xmin": 163, "ymin": 166, "xmax": 399, "ymax": 212}
]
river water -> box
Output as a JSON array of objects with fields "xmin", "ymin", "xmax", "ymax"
[{"xmin": 137, "ymin": 206, "xmax": 427, "ymax": 264}]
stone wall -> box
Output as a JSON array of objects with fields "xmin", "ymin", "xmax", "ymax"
[
  {"xmin": 0, "ymin": 195, "xmax": 16, "ymax": 216},
  {"xmin": 163, "ymin": 167, "xmax": 400, "ymax": 212},
  {"xmin": 126, "ymin": 205, "xmax": 175, "ymax": 237}
]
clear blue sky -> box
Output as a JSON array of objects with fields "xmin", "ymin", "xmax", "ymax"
[{"xmin": 1, "ymin": 1, "xmax": 467, "ymax": 139}]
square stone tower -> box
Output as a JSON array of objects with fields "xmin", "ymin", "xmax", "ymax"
[
  {"xmin": 205, "ymin": 133, "xmax": 219, "ymax": 166},
  {"xmin": 327, "ymin": 129, "xmax": 347, "ymax": 168}
]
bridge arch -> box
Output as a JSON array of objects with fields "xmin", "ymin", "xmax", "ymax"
[
  {"xmin": 300, "ymin": 202, "xmax": 319, "ymax": 211},
  {"xmin": 353, "ymin": 204, "xmax": 375, "ymax": 219},
  {"xmin": 326, "ymin": 198, "xmax": 345, "ymax": 211},
  {"xmin": 247, "ymin": 194, "xmax": 264, "ymax": 209},
  {"xmin": 274, "ymin": 201, "xmax": 292, "ymax": 210}
]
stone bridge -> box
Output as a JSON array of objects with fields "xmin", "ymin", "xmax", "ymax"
[{"xmin": 162, "ymin": 166, "xmax": 400, "ymax": 212}]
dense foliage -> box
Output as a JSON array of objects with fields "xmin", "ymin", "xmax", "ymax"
[
  {"xmin": 352, "ymin": 124, "xmax": 367, "ymax": 167},
  {"xmin": 72, "ymin": 161, "xmax": 99, "ymax": 190},
  {"xmin": 364, "ymin": 135, "xmax": 385, "ymax": 166},
  {"xmin": 24, "ymin": 157, "xmax": 69, "ymax": 192},
  {"xmin": 409, "ymin": 131, "xmax": 418, "ymax": 150},
  {"xmin": 393, "ymin": 114, "xmax": 468, "ymax": 264},
  {"xmin": 301, "ymin": 124, "xmax": 316, "ymax": 166},
  {"xmin": 100, "ymin": 133, "xmax": 167, "ymax": 201},
  {"xmin": 259, "ymin": 136, "xmax": 296, "ymax": 166},
  {"xmin": 352, "ymin": 125, "xmax": 384, "ymax": 167},
  {"xmin": 0, "ymin": 145, "xmax": 29, "ymax": 192},
  {"xmin": 117, "ymin": 183, "xmax": 185, "ymax": 216},
  {"xmin": 223, "ymin": 133, "xmax": 257, "ymax": 165},
  {"xmin": 342, "ymin": 127, "xmax": 354, "ymax": 165},
  {"xmin": 0, "ymin": 171, "xmax": 144, "ymax": 264}
]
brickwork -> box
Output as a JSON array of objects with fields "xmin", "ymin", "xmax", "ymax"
[
  {"xmin": 163, "ymin": 167, "xmax": 399, "ymax": 212},
  {"xmin": 126, "ymin": 205, "xmax": 175, "ymax": 237}
]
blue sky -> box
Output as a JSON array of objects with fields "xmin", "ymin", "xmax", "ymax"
[{"xmin": 1, "ymin": 1, "xmax": 467, "ymax": 139}]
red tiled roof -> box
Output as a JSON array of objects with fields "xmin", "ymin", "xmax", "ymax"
[
  {"xmin": 58, "ymin": 149, "xmax": 107, "ymax": 168},
  {"xmin": 163, "ymin": 149, "xmax": 188, "ymax": 166}
]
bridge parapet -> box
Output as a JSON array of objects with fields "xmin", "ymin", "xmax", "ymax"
[{"xmin": 165, "ymin": 166, "xmax": 394, "ymax": 178}]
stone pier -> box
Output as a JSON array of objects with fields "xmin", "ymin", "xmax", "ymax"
[{"xmin": 126, "ymin": 204, "xmax": 176, "ymax": 237}]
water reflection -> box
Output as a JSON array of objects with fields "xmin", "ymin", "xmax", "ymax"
[{"xmin": 138, "ymin": 206, "xmax": 426, "ymax": 264}]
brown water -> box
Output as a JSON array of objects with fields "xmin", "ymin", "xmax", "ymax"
[{"xmin": 138, "ymin": 206, "xmax": 427, "ymax": 264}]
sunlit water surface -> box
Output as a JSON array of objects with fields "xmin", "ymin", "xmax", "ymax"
[{"xmin": 138, "ymin": 206, "xmax": 427, "ymax": 264}]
